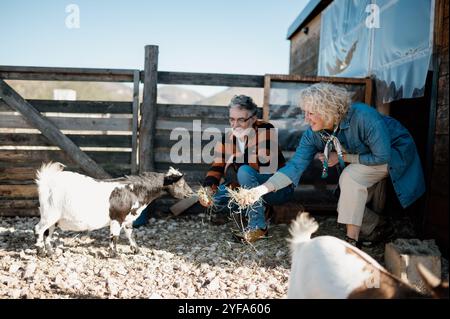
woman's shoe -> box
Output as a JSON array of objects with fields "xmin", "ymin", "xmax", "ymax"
[
  {"xmin": 345, "ymin": 235, "xmax": 362, "ymax": 249},
  {"xmin": 359, "ymin": 222, "xmax": 394, "ymax": 244}
]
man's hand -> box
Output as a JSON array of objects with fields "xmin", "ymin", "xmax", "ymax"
[
  {"xmin": 198, "ymin": 186, "xmax": 214, "ymax": 208},
  {"xmin": 316, "ymin": 152, "xmax": 339, "ymax": 167},
  {"xmin": 235, "ymin": 184, "xmax": 272, "ymax": 207}
]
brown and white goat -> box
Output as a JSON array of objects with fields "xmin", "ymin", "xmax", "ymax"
[
  {"xmin": 287, "ymin": 213, "xmax": 448, "ymax": 299},
  {"xmin": 34, "ymin": 162, "xmax": 193, "ymax": 257}
]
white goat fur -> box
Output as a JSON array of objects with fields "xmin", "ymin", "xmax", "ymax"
[
  {"xmin": 34, "ymin": 162, "xmax": 191, "ymax": 257},
  {"xmin": 35, "ymin": 162, "xmax": 125, "ymax": 232},
  {"xmin": 287, "ymin": 213, "xmax": 389, "ymax": 299}
]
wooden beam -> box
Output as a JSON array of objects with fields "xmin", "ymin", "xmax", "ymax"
[
  {"xmin": 263, "ymin": 75, "xmax": 271, "ymax": 121},
  {"xmin": 265, "ymin": 74, "xmax": 369, "ymax": 84},
  {"xmin": 0, "ymin": 150, "xmax": 131, "ymax": 166},
  {"xmin": 0, "ymin": 80, "xmax": 111, "ymax": 178},
  {"xmin": 154, "ymin": 71, "xmax": 264, "ymax": 87},
  {"xmin": 157, "ymin": 104, "xmax": 229, "ymax": 119},
  {"xmin": 131, "ymin": 70, "xmax": 139, "ymax": 174},
  {"xmin": 0, "ymin": 65, "xmax": 135, "ymax": 82},
  {"xmin": 0, "ymin": 99, "xmax": 132, "ymax": 113},
  {"xmin": 0, "ymin": 134, "xmax": 131, "ymax": 148},
  {"xmin": 0, "ymin": 184, "xmax": 37, "ymax": 197},
  {"xmin": 0, "ymin": 114, "xmax": 132, "ymax": 131},
  {"xmin": 139, "ymin": 45, "xmax": 159, "ymax": 172},
  {"xmin": 364, "ymin": 77, "xmax": 373, "ymax": 105}
]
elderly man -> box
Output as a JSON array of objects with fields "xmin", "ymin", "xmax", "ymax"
[{"xmin": 199, "ymin": 95, "xmax": 294, "ymax": 243}]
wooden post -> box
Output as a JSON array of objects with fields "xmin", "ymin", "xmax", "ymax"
[
  {"xmin": 0, "ymin": 79, "xmax": 111, "ymax": 179},
  {"xmin": 263, "ymin": 75, "xmax": 271, "ymax": 121},
  {"xmin": 139, "ymin": 45, "xmax": 159, "ymax": 172},
  {"xmin": 131, "ymin": 70, "xmax": 140, "ymax": 174}
]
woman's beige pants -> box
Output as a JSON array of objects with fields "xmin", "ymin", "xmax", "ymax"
[{"xmin": 337, "ymin": 163, "xmax": 388, "ymax": 235}]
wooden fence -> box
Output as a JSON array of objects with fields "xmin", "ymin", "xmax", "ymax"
[{"xmin": 0, "ymin": 45, "xmax": 341, "ymax": 218}]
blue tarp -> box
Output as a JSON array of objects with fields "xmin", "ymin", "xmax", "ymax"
[{"xmin": 318, "ymin": 0, "xmax": 435, "ymax": 103}]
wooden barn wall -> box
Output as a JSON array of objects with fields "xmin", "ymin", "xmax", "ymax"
[
  {"xmin": 289, "ymin": 14, "xmax": 322, "ymax": 77},
  {"xmin": 425, "ymin": 0, "xmax": 449, "ymax": 251}
]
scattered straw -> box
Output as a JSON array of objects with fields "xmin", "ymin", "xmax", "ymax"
[
  {"xmin": 197, "ymin": 186, "xmax": 216, "ymax": 218},
  {"xmin": 226, "ymin": 187, "xmax": 265, "ymax": 248}
]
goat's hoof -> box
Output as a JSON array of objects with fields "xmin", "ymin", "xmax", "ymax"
[
  {"xmin": 131, "ymin": 246, "xmax": 140, "ymax": 254},
  {"xmin": 108, "ymin": 249, "xmax": 117, "ymax": 258},
  {"xmin": 46, "ymin": 249, "xmax": 55, "ymax": 258},
  {"xmin": 36, "ymin": 246, "xmax": 46, "ymax": 257}
]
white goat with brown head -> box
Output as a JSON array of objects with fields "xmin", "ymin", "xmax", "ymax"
[
  {"xmin": 34, "ymin": 162, "xmax": 193, "ymax": 257},
  {"xmin": 287, "ymin": 213, "xmax": 448, "ymax": 299}
]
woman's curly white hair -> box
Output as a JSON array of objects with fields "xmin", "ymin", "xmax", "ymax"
[{"xmin": 298, "ymin": 83, "xmax": 353, "ymax": 127}]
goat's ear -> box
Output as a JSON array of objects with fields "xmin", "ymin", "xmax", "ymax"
[{"xmin": 163, "ymin": 174, "xmax": 184, "ymax": 186}]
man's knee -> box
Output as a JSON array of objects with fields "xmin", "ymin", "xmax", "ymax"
[{"xmin": 237, "ymin": 165, "xmax": 257, "ymax": 185}]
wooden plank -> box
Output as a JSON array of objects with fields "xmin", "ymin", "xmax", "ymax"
[
  {"xmin": 0, "ymin": 150, "xmax": 131, "ymax": 165},
  {"xmin": 0, "ymin": 79, "xmax": 111, "ymax": 178},
  {"xmin": 155, "ymin": 120, "xmax": 228, "ymax": 131},
  {"xmin": 131, "ymin": 70, "xmax": 139, "ymax": 174},
  {"xmin": 364, "ymin": 78, "xmax": 373, "ymax": 105},
  {"xmin": 0, "ymin": 133, "xmax": 131, "ymax": 147},
  {"xmin": 0, "ymin": 207, "xmax": 39, "ymax": 217},
  {"xmin": 0, "ymin": 199, "xmax": 39, "ymax": 210},
  {"xmin": 0, "ymin": 164, "xmax": 130, "ymax": 183},
  {"xmin": 0, "ymin": 99, "xmax": 132, "ymax": 113},
  {"xmin": 157, "ymin": 104, "xmax": 229, "ymax": 119},
  {"xmin": 0, "ymin": 167, "xmax": 37, "ymax": 181},
  {"xmin": 263, "ymin": 75, "xmax": 271, "ymax": 121},
  {"xmin": 0, "ymin": 114, "xmax": 132, "ymax": 131},
  {"xmin": 139, "ymin": 45, "xmax": 159, "ymax": 172},
  {"xmin": 0, "ymin": 184, "xmax": 37, "ymax": 197},
  {"xmin": 155, "ymin": 71, "xmax": 264, "ymax": 87},
  {"xmin": 0, "ymin": 65, "xmax": 136, "ymax": 82},
  {"xmin": 265, "ymin": 74, "xmax": 369, "ymax": 84},
  {"xmin": 170, "ymin": 195, "xmax": 199, "ymax": 216}
]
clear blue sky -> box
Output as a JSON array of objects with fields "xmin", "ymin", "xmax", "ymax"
[
  {"xmin": 0, "ymin": 0, "xmax": 308, "ymax": 94},
  {"xmin": 0, "ymin": 0, "xmax": 309, "ymax": 72}
]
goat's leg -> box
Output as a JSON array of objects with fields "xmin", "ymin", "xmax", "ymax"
[
  {"xmin": 123, "ymin": 223, "xmax": 140, "ymax": 254},
  {"xmin": 35, "ymin": 215, "xmax": 58, "ymax": 257},
  {"xmin": 44, "ymin": 225, "xmax": 56, "ymax": 257},
  {"xmin": 108, "ymin": 220, "xmax": 121, "ymax": 258}
]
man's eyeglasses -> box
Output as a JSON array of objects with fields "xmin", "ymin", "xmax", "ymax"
[{"xmin": 229, "ymin": 114, "xmax": 255, "ymax": 125}]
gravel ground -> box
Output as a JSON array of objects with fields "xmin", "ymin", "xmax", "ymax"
[{"xmin": 0, "ymin": 213, "xmax": 448, "ymax": 299}]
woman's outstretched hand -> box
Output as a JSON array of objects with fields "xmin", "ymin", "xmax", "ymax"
[{"xmin": 234, "ymin": 184, "xmax": 273, "ymax": 207}]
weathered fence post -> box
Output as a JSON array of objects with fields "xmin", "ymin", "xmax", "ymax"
[
  {"xmin": 139, "ymin": 45, "xmax": 159, "ymax": 172},
  {"xmin": 131, "ymin": 70, "xmax": 140, "ymax": 174}
]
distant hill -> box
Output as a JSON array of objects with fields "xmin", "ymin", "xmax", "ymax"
[
  {"xmin": 157, "ymin": 85, "xmax": 204, "ymax": 104},
  {"xmin": 4, "ymin": 80, "xmax": 266, "ymax": 108},
  {"xmin": 6, "ymin": 80, "xmax": 134, "ymax": 101},
  {"xmin": 5, "ymin": 80, "xmax": 205, "ymax": 104},
  {"xmin": 197, "ymin": 87, "xmax": 263, "ymax": 107}
]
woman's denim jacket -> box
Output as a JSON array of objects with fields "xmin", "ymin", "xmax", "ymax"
[{"xmin": 278, "ymin": 102, "xmax": 425, "ymax": 208}]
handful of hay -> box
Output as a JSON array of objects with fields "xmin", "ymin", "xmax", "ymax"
[
  {"xmin": 227, "ymin": 187, "xmax": 262, "ymax": 210},
  {"xmin": 197, "ymin": 186, "xmax": 215, "ymax": 207}
]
